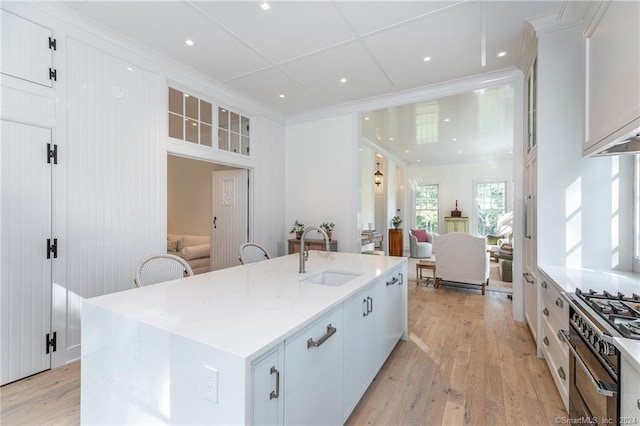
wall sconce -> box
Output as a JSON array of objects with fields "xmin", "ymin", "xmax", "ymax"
[{"xmin": 374, "ymin": 162, "xmax": 383, "ymax": 186}]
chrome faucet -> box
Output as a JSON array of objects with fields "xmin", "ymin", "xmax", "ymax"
[{"xmin": 299, "ymin": 226, "xmax": 331, "ymax": 273}]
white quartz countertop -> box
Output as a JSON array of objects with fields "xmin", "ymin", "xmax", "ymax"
[
  {"xmin": 539, "ymin": 264, "xmax": 640, "ymax": 370},
  {"xmin": 84, "ymin": 251, "xmax": 406, "ymax": 360}
]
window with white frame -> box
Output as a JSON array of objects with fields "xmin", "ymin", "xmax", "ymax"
[
  {"xmin": 415, "ymin": 184, "xmax": 439, "ymax": 233},
  {"xmin": 168, "ymin": 87, "xmax": 251, "ymax": 156},
  {"xmin": 476, "ymin": 181, "xmax": 506, "ymax": 236},
  {"xmin": 168, "ymin": 87, "xmax": 213, "ymax": 147}
]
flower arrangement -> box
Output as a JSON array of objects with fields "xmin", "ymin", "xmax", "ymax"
[
  {"xmin": 391, "ymin": 216, "xmax": 402, "ymax": 229},
  {"xmin": 290, "ymin": 220, "xmax": 305, "ymax": 239}
]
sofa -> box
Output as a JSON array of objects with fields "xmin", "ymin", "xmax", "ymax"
[
  {"xmin": 433, "ymin": 232, "xmax": 490, "ymax": 295},
  {"xmin": 408, "ymin": 229, "xmax": 433, "ymax": 258},
  {"xmin": 167, "ymin": 234, "xmax": 211, "ymax": 274}
]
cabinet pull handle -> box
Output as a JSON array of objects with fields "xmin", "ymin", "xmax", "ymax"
[
  {"xmin": 399, "ymin": 272, "xmax": 403, "ymax": 285},
  {"xmin": 367, "ymin": 296, "xmax": 373, "ymax": 314},
  {"xmin": 558, "ymin": 366, "xmax": 566, "ymax": 381},
  {"xmin": 386, "ymin": 277, "xmax": 398, "ymax": 286},
  {"xmin": 269, "ymin": 366, "xmax": 280, "ymax": 400},
  {"xmin": 363, "ymin": 298, "xmax": 368, "ymax": 317},
  {"xmin": 637, "ymin": 399, "xmax": 640, "ymax": 410},
  {"xmin": 307, "ymin": 324, "xmax": 337, "ymax": 349},
  {"xmin": 523, "ymin": 273, "xmax": 535, "ymax": 284},
  {"xmin": 555, "ymin": 298, "xmax": 564, "ymax": 308},
  {"xmin": 543, "ymin": 307, "xmax": 549, "ymax": 316},
  {"xmin": 543, "ymin": 336, "xmax": 549, "ymax": 346},
  {"xmin": 541, "ymin": 280, "xmax": 548, "ymax": 289}
]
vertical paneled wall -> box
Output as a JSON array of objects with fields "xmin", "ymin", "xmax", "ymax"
[
  {"xmin": 251, "ymin": 116, "xmax": 286, "ymax": 256},
  {"xmin": 60, "ymin": 37, "xmax": 162, "ymax": 351}
]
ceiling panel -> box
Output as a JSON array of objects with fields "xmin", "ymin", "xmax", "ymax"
[
  {"xmin": 362, "ymin": 2, "xmax": 484, "ymax": 91},
  {"xmin": 69, "ymin": 1, "xmax": 271, "ymax": 81},
  {"xmin": 338, "ymin": 1, "xmax": 463, "ymax": 35},
  {"xmin": 225, "ymin": 66, "xmax": 328, "ymax": 115},
  {"xmin": 193, "ymin": 1, "xmax": 357, "ymax": 64},
  {"xmin": 280, "ymin": 40, "xmax": 393, "ymax": 105}
]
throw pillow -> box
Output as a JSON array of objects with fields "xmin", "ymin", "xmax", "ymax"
[
  {"xmin": 181, "ymin": 243, "xmax": 210, "ymax": 260},
  {"xmin": 411, "ymin": 229, "xmax": 429, "ymax": 243},
  {"xmin": 167, "ymin": 239, "xmax": 178, "ymax": 252}
]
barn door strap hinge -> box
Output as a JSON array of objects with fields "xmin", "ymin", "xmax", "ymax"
[
  {"xmin": 49, "ymin": 68, "xmax": 57, "ymax": 81},
  {"xmin": 47, "ymin": 238, "xmax": 58, "ymax": 259},
  {"xmin": 46, "ymin": 332, "xmax": 57, "ymax": 354},
  {"xmin": 49, "ymin": 37, "xmax": 57, "ymax": 51},
  {"xmin": 47, "ymin": 143, "xmax": 58, "ymax": 164}
]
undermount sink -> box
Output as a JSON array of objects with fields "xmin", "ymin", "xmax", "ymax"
[{"xmin": 300, "ymin": 270, "xmax": 362, "ymax": 286}]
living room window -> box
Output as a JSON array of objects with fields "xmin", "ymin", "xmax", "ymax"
[
  {"xmin": 415, "ymin": 184, "xmax": 439, "ymax": 233},
  {"xmin": 475, "ymin": 181, "xmax": 506, "ymax": 236}
]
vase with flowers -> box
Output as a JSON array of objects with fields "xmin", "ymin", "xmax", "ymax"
[{"xmin": 391, "ymin": 216, "xmax": 402, "ymax": 229}]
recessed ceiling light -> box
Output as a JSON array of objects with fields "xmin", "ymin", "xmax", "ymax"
[
  {"xmin": 498, "ymin": 51, "xmax": 507, "ymax": 57},
  {"xmin": 389, "ymin": 137, "xmax": 394, "ymax": 141},
  {"xmin": 364, "ymin": 116, "xmax": 370, "ymax": 121},
  {"xmin": 417, "ymin": 159, "xmax": 421, "ymax": 162},
  {"xmin": 126, "ymin": 66, "xmax": 133, "ymax": 71},
  {"xmin": 260, "ymin": 2, "xmax": 270, "ymax": 11},
  {"xmin": 423, "ymin": 56, "xmax": 431, "ymax": 62},
  {"xmin": 279, "ymin": 94, "xmax": 285, "ymax": 98},
  {"xmin": 185, "ymin": 39, "xmax": 195, "ymax": 46},
  {"xmin": 405, "ymin": 150, "xmax": 409, "ymax": 153},
  {"xmin": 340, "ymin": 78, "xmax": 347, "ymax": 83},
  {"xmin": 444, "ymin": 118, "xmax": 450, "ymax": 122},
  {"xmin": 457, "ymin": 150, "xmax": 462, "ymax": 154},
  {"xmin": 452, "ymin": 138, "xmax": 457, "ymax": 142}
]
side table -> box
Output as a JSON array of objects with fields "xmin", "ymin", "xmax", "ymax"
[{"xmin": 416, "ymin": 257, "xmax": 437, "ymax": 287}]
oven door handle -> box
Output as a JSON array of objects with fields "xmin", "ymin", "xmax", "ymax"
[{"xmin": 559, "ymin": 330, "xmax": 617, "ymax": 398}]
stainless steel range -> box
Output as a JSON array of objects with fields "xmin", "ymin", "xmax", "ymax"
[{"xmin": 561, "ymin": 288, "xmax": 640, "ymax": 425}]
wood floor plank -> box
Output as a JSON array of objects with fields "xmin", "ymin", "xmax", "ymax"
[{"xmin": 1, "ymin": 261, "xmax": 565, "ymax": 426}]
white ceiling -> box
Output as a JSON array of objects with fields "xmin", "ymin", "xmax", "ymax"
[{"xmin": 59, "ymin": 0, "xmax": 572, "ymax": 165}]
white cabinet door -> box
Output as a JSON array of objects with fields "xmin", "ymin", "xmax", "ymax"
[
  {"xmin": 343, "ymin": 280, "xmax": 383, "ymax": 417},
  {"xmin": 379, "ymin": 269, "xmax": 404, "ymax": 357},
  {"xmin": 0, "ymin": 9, "xmax": 54, "ymax": 87},
  {"xmin": 584, "ymin": 1, "xmax": 640, "ymax": 154},
  {"xmin": 284, "ymin": 306, "xmax": 343, "ymax": 426},
  {"xmin": 523, "ymin": 155, "xmax": 539, "ymax": 347},
  {"xmin": 1, "ymin": 120, "xmax": 53, "ymax": 385},
  {"xmin": 252, "ymin": 344, "xmax": 284, "ymax": 426}
]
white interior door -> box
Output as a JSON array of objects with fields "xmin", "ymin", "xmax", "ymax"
[
  {"xmin": 1, "ymin": 120, "xmax": 53, "ymax": 385},
  {"xmin": 211, "ymin": 169, "xmax": 248, "ymax": 270}
]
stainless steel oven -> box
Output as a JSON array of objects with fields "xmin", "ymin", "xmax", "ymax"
[{"xmin": 562, "ymin": 297, "xmax": 620, "ymax": 424}]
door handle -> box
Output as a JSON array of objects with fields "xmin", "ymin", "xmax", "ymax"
[
  {"xmin": 213, "ymin": 216, "xmax": 217, "ymax": 229},
  {"xmin": 523, "ymin": 273, "xmax": 534, "ymax": 284}
]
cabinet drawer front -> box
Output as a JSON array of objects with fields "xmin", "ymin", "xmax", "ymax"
[
  {"xmin": 541, "ymin": 319, "xmax": 569, "ymax": 411},
  {"xmin": 540, "ymin": 278, "xmax": 568, "ymax": 331}
]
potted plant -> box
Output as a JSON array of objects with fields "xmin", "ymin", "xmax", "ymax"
[
  {"xmin": 391, "ymin": 216, "xmax": 402, "ymax": 229},
  {"xmin": 290, "ymin": 220, "xmax": 305, "ymax": 239},
  {"xmin": 320, "ymin": 222, "xmax": 335, "ymax": 240}
]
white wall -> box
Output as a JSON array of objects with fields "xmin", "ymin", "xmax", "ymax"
[
  {"xmin": 406, "ymin": 158, "xmax": 514, "ymax": 235},
  {"xmin": 537, "ymin": 25, "xmax": 634, "ymax": 270},
  {"xmin": 285, "ymin": 114, "xmax": 359, "ymax": 253}
]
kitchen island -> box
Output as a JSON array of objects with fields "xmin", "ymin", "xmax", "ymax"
[{"xmin": 81, "ymin": 251, "xmax": 408, "ymax": 425}]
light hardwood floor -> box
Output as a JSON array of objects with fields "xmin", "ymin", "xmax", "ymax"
[{"xmin": 1, "ymin": 276, "xmax": 564, "ymax": 425}]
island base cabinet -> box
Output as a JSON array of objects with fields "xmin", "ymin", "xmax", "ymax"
[
  {"xmin": 252, "ymin": 344, "xmax": 284, "ymax": 425},
  {"xmin": 343, "ymin": 266, "xmax": 405, "ymax": 419},
  {"xmin": 284, "ymin": 306, "xmax": 343, "ymax": 426}
]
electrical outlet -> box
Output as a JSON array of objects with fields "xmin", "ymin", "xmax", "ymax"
[{"xmin": 203, "ymin": 365, "xmax": 218, "ymax": 403}]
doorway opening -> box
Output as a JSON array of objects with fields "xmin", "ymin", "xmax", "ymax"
[{"xmin": 167, "ymin": 154, "xmax": 250, "ymax": 272}]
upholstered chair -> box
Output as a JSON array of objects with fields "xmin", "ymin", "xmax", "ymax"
[{"xmin": 408, "ymin": 229, "xmax": 433, "ymax": 258}]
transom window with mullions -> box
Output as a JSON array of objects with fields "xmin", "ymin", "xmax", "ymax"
[{"xmin": 168, "ymin": 87, "xmax": 251, "ymax": 156}]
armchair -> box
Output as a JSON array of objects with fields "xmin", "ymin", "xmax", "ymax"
[
  {"xmin": 408, "ymin": 229, "xmax": 433, "ymax": 258},
  {"xmin": 433, "ymin": 232, "xmax": 490, "ymax": 295}
]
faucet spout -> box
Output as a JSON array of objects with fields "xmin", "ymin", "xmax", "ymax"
[{"xmin": 299, "ymin": 226, "xmax": 330, "ymax": 273}]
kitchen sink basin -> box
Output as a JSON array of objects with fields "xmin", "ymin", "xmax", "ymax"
[{"xmin": 300, "ymin": 270, "xmax": 362, "ymax": 286}]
